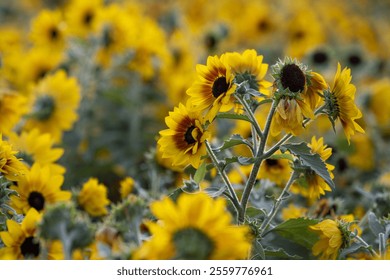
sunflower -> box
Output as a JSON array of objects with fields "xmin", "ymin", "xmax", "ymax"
[
  {"xmin": 187, "ymin": 54, "xmax": 236, "ymax": 122},
  {"xmin": 10, "ymin": 163, "xmax": 71, "ymax": 214},
  {"xmin": 119, "ymin": 176, "xmax": 135, "ymax": 199},
  {"xmin": 304, "ymin": 71, "xmax": 327, "ymax": 111},
  {"xmin": 65, "ymin": 0, "xmax": 103, "ymax": 38},
  {"xmin": 78, "ymin": 178, "xmax": 110, "ymax": 217},
  {"xmin": 347, "ymin": 134, "xmax": 374, "ymax": 171},
  {"xmin": 14, "ymin": 48, "xmax": 62, "ymax": 90},
  {"xmin": 323, "ymin": 63, "xmax": 365, "ymax": 143},
  {"xmin": 95, "ymin": 4, "xmax": 138, "ymax": 67},
  {"xmin": 158, "ymin": 103, "xmax": 210, "ymax": 169},
  {"xmin": 310, "ymin": 219, "xmax": 349, "ymax": 260},
  {"xmin": 8, "ymin": 129, "xmax": 65, "ymax": 175},
  {"xmin": 222, "ymin": 49, "xmax": 272, "ymax": 95},
  {"xmin": 0, "ymin": 208, "xmax": 42, "ymax": 260},
  {"xmin": 290, "ymin": 137, "xmax": 334, "ymax": 199},
  {"xmin": 270, "ymin": 59, "xmax": 315, "ymax": 136},
  {"xmin": 30, "ymin": 9, "xmax": 67, "ymax": 53},
  {"xmin": 0, "ymin": 134, "xmax": 27, "ymax": 182},
  {"xmin": 369, "ymin": 78, "xmax": 390, "ymax": 131},
  {"xmin": 258, "ymin": 152, "xmax": 292, "ymax": 186},
  {"xmin": 281, "ymin": 203, "xmax": 308, "ymax": 221},
  {"xmin": 0, "ymin": 89, "xmax": 27, "ymax": 136},
  {"xmin": 23, "ymin": 70, "xmax": 81, "ymax": 143},
  {"xmin": 133, "ymin": 193, "xmax": 251, "ymax": 260}
]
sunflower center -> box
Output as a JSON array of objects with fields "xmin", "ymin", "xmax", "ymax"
[
  {"xmin": 20, "ymin": 236, "xmax": 40, "ymax": 258},
  {"xmin": 184, "ymin": 125, "xmax": 197, "ymax": 145},
  {"xmin": 28, "ymin": 191, "xmax": 45, "ymax": 211},
  {"xmin": 280, "ymin": 64, "xmax": 306, "ymax": 93},
  {"xmin": 293, "ymin": 30, "xmax": 305, "ymax": 40},
  {"xmin": 49, "ymin": 27, "xmax": 59, "ymax": 40},
  {"xmin": 265, "ymin": 159, "xmax": 279, "ymax": 167},
  {"xmin": 83, "ymin": 11, "xmax": 94, "ymax": 25},
  {"xmin": 257, "ymin": 19, "xmax": 270, "ymax": 32},
  {"xmin": 173, "ymin": 227, "xmax": 214, "ymax": 259},
  {"xmin": 312, "ymin": 51, "xmax": 328, "ymax": 65},
  {"xmin": 33, "ymin": 95, "xmax": 56, "ymax": 120},
  {"xmin": 348, "ymin": 54, "xmax": 362, "ymax": 67},
  {"xmin": 212, "ymin": 76, "xmax": 229, "ymax": 98}
]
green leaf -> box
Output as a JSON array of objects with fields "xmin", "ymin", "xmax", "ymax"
[
  {"xmin": 264, "ymin": 248, "xmax": 303, "ymax": 260},
  {"xmin": 270, "ymin": 218, "xmax": 319, "ymax": 249},
  {"xmin": 216, "ymin": 112, "xmax": 253, "ymax": 124},
  {"xmin": 251, "ymin": 240, "xmax": 265, "ymax": 260},
  {"xmin": 204, "ymin": 185, "xmax": 226, "ymax": 197},
  {"xmin": 269, "ymin": 153, "xmax": 294, "ymax": 161},
  {"xmin": 212, "ymin": 134, "xmax": 252, "ymax": 153},
  {"xmin": 193, "ymin": 162, "xmax": 206, "ymax": 184},
  {"xmin": 367, "ymin": 212, "xmax": 385, "ymax": 236},
  {"xmin": 280, "ymin": 142, "xmax": 335, "ymax": 190},
  {"xmin": 246, "ymin": 207, "xmax": 266, "ymax": 219},
  {"xmin": 223, "ymin": 156, "xmax": 255, "ymax": 168}
]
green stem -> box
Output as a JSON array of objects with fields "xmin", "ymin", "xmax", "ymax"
[
  {"xmin": 238, "ymin": 100, "xmax": 277, "ymax": 224},
  {"xmin": 354, "ymin": 235, "xmax": 380, "ymax": 259},
  {"xmin": 236, "ymin": 95, "xmax": 263, "ymax": 139},
  {"xmin": 260, "ymin": 171, "xmax": 298, "ymax": 235},
  {"xmin": 205, "ymin": 140, "xmax": 242, "ymax": 215}
]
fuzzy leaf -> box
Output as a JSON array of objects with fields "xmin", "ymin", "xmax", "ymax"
[
  {"xmin": 270, "ymin": 218, "xmax": 319, "ymax": 249},
  {"xmin": 212, "ymin": 134, "xmax": 252, "ymax": 153},
  {"xmin": 251, "ymin": 240, "xmax": 265, "ymax": 260},
  {"xmin": 193, "ymin": 162, "xmax": 206, "ymax": 184},
  {"xmin": 216, "ymin": 112, "xmax": 253, "ymax": 124},
  {"xmin": 269, "ymin": 153, "xmax": 294, "ymax": 161},
  {"xmin": 204, "ymin": 185, "xmax": 226, "ymax": 197},
  {"xmin": 223, "ymin": 156, "xmax": 255, "ymax": 167},
  {"xmin": 368, "ymin": 212, "xmax": 385, "ymax": 236},
  {"xmin": 280, "ymin": 142, "xmax": 335, "ymax": 190},
  {"xmin": 264, "ymin": 248, "xmax": 303, "ymax": 260},
  {"xmin": 246, "ymin": 207, "xmax": 266, "ymax": 219}
]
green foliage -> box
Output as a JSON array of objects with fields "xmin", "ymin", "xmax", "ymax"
[
  {"xmin": 281, "ymin": 142, "xmax": 335, "ymax": 190},
  {"xmin": 269, "ymin": 218, "xmax": 319, "ymax": 249}
]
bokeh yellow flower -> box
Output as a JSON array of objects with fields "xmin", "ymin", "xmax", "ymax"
[{"xmin": 78, "ymin": 178, "xmax": 110, "ymax": 217}]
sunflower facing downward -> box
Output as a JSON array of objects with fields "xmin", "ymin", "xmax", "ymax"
[
  {"xmin": 133, "ymin": 193, "xmax": 251, "ymax": 260},
  {"xmin": 187, "ymin": 55, "xmax": 236, "ymax": 122},
  {"xmin": 158, "ymin": 103, "xmax": 210, "ymax": 168},
  {"xmin": 323, "ymin": 63, "xmax": 365, "ymax": 143}
]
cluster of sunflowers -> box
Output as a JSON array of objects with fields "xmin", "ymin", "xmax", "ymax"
[{"xmin": 1, "ymin": 0, "xmax": 390, "ymax": 260}]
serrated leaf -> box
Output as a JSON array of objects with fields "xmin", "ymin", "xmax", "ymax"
[
  {"xmin": 251, "ymin": 240, "xmax": 265, "ymax": 260},
  {"xmin": 368, "ymin": 212, "xmax": 385, "ymax": 236},
  {"xmin": 264, "ymin": 248, "xmax": 303, "ymax": 259},
  {"xmin": 280, "ymin": 142, "xmax": 335, "ymax": 190},
  {"xmin": 212, "ymin": 134, "xmax": 252, "ymax": 153},
  {"xmin": 193, "ymin": 162, "xmax": 206, "ymax": 184},
  {"xmin": 270, "ymin": 218, "xmax": 319, "ymax": 249},
  {"xmin": 216, "ymin": 112, "xmax": 253, "ymax": 124}
]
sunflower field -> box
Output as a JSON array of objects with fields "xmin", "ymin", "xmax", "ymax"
[{"xmin": 1, "ymin": 0, "xmax": 390, "ymax": 261}]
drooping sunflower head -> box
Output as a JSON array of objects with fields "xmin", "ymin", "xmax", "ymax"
[
  {"xmin": 30, "ymin": 9, "xmax": 67, "ymax": 52},
  {"xmin": 222, "ymin": 49, "xmax": 272, "ymax": 95},
  {"xmin": 133, "ymin": 193, "xmax": 252, "ymax": 260},
  {"xmin": 187, "ymin": 55, "xmax": 236, "ymax": 122},
  {"xmin": 0, "ymin": 208, "xmax": 42, "ymax": 260},
  {"xmin": 310, "ymin": 218, "xmax": 352, "ymax": 260},
  {"xmin": 158, "ymin": 103, "xmax": 210, "ymax": 169},
  {"xmin": 323, "ymin": 63, "xmax": 365, "ymax": 143},
  {"xmin": 10, "ymin": 163, "xmax": 71, "ymax": 214}
]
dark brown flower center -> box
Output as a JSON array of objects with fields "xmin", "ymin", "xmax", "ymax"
[
  {"xmin": 348, "ymin": 54, "xmax": 362, "ymax": 67},
  {"xmin": 280, "ymin": 64, "xmax": 306, "ymax": 93},
  {"xmin": 50, "ymin": 27, "xmax": 59, "ymax": 40},
  {"xmin": 212, "ymin": 76, "xmax": 229, "ymax": 98},
  {"xmin": 28, "ymin": 191, "xmax": 45, "ymax": 211},
  {"xmin": 83, "ymin": 11, "xmax": 94, "ymax": 25},
  {"xmin": 21, "ymin": 236, "xmax": 40, "ymax": 258},
  {"xmin": 265, "ymin": 159, "xmax": 279, "ymax": 167},
  {"xmin": 257, "ymin": 19, "xmax": 270, "ymax": 32},
  {"xmin": 184, "ymin": 125, "xmax": 196, "ymax": 144},
  {"xmin": 312, "ymin": 51, "xmax": 328, "ymax": 64}
]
